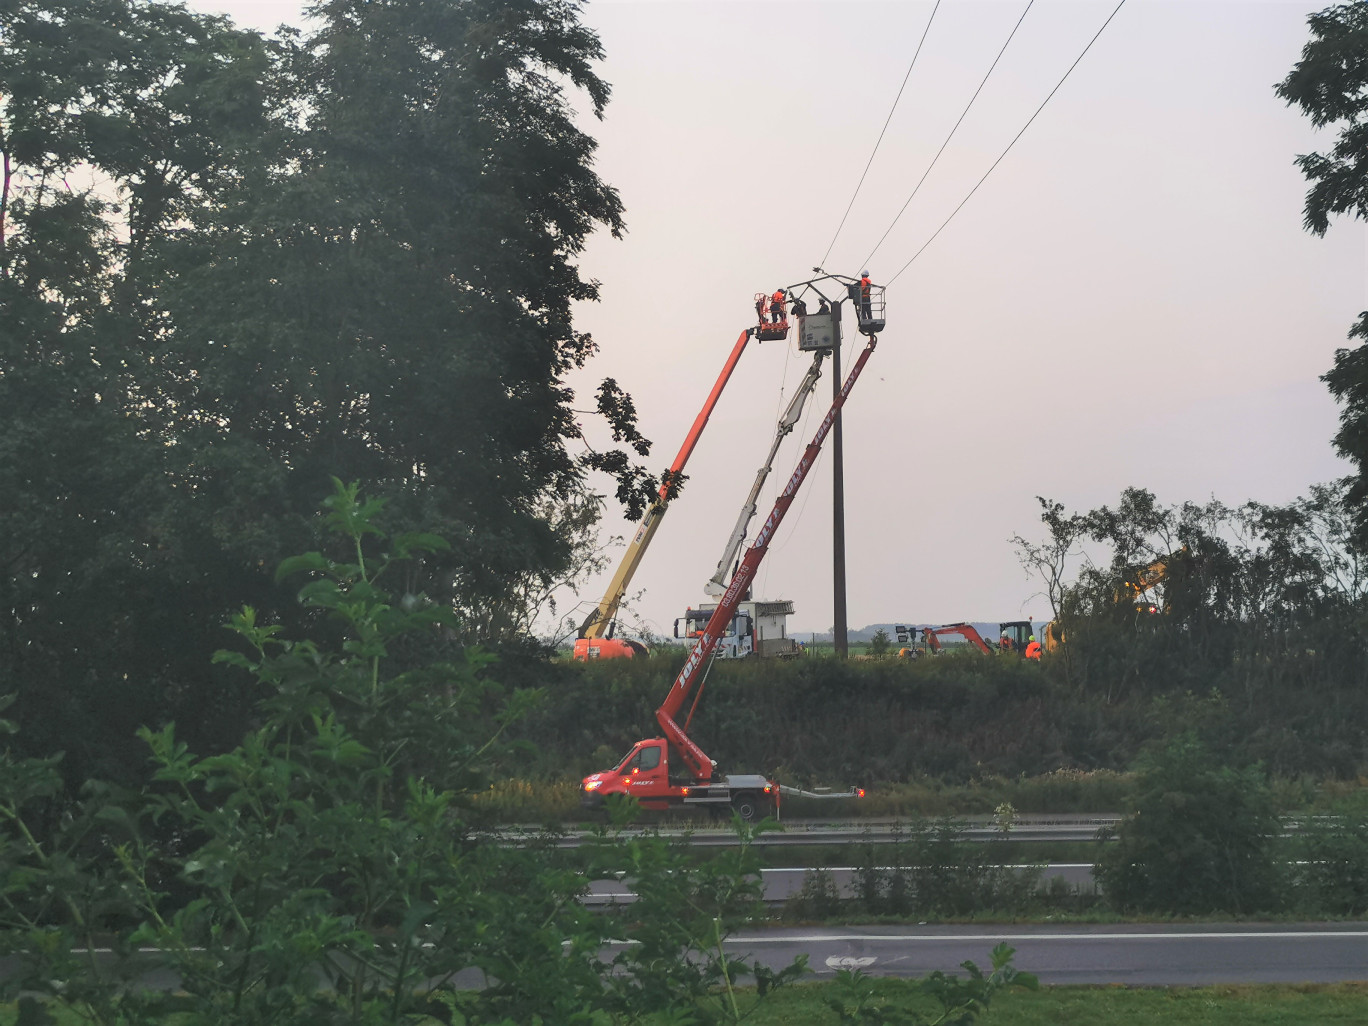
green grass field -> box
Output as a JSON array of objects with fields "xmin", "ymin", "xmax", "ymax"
[{"xmin": 8, "ymin": 983, "xmax": 1368, "ymax": 1025}]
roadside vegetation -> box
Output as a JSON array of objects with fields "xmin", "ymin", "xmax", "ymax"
[
  {"xmin": 0, "ymin": 488, "xmax": 822, "ymax": 1025},
  {"xmin": 8, "ymin": 981, "xmax": 1368, "ymax": 1026},
  {"xmin": 5, "ymin": 0, "xmax": 1368, "ymax": 1022},
  {"xmin": 739, "ymin": 982, "xmax": 1368, "ymax": 1026}
]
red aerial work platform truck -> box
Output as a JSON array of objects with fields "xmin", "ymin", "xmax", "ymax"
[{"xmin": 582, "ymin": 277, "xmax": 883, "ymax": 819}]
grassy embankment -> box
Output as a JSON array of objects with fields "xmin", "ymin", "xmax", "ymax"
[
  {"xmin": 8, "ymin": 983, "xmax": 1367, "ymax": 1025},
  {"xmin": 481, "ymin": 647, "xmax": 1368, "ymax": 823}
]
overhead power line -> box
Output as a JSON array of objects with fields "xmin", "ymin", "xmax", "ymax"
[
  {"xmin": 887, "ymin": 0, "xmax": 1129, "ymax": 286},
  {"xmin": 862, "ymin": 0, "xmax": 1036, "ymax": 269},
  {"xmin": 818, "ymin": 0, "xmax": 943, "ymax": 269}
]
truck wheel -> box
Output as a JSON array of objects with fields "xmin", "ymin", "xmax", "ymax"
[{"xmin": 731, "ymin": 792, "xmax": 763, "ymax": 823}]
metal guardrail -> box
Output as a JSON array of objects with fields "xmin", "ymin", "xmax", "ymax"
[{"xmin": 496, "ymin": 815, "xmax": 1124, "ymax": 850}]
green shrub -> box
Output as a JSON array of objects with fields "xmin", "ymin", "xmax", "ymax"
[
  {"xmin": 785, "ymin": 818, "xmax": 1044, "ymax": 921},
  {"xmin": 1095, "ymin": 734, "xmax": 1282, "ymax": 914},
  {"xmin": 0, "ymin": 483, "xmax": 807, "ymax": 1025}
]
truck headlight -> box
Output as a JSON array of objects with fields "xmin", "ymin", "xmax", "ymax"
[{"xmin": 583, "ymin": 780, "xmax": 601, "ymax": 791}]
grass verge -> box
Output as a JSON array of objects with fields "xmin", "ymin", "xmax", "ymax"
[
  {"xmin": 741, "ymin": 980, "xmax": 1368, "ymax": 1024},
  {"xmin": 8, "ymin": 983, "xmax": 1368, "ymax": 1025}
]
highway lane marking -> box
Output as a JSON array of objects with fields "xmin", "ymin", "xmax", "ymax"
[
  {"xmin": 826, "ymin": 956, "xmax": 878, "ymax": 969},
  {"xmin": 760, "ymin": 864, "xmax": 1095, "ymax": 872},
  {"xmin": 726, "ymin": 931, "xmax": 1368, "ymax": 943}
]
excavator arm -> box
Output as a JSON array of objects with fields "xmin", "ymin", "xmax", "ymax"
[
  {"xmin": 657, "ymin": 334, "xmax": 881, "ymax": 782},
  {"xmin": 577, "ymin": 329, "xmax": 754, "ymax": 645},
  {"xmin": 922, "ymin": 623, "xmax": 995, "ymax": 655}
]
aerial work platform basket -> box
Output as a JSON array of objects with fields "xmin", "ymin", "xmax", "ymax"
[
  {"xmin": 753, "ymin": 292, "xmax": 789, "ymax": 342},
  {"xmin": 847, "ymin": 279, "xmax": 886, "ymax": 335}
]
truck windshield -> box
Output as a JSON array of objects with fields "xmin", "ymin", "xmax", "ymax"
[{"xmin": 613, "ymin": 745, "xmax": 661, "ymax": 773}]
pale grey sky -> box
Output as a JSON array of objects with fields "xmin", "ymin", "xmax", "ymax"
[{"xmin": 193, "ymin": 0, "xmax": 1365, "ymax": 636}]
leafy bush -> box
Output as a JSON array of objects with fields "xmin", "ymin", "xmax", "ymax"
[
  {"xmin": 823, "ymin": 944, "xmax": 1036, "ymax": 1026},
  {"xmin": 1095, "ymin": 734, "xmax": 1282, "ymax": 914},
  {"xmin": 785, "ymin": 818, "xmax": 1043, "ymax": 921},
  {"xmin": 0, "ymin": 483, "xmax": 807, "ymax": 1025}
]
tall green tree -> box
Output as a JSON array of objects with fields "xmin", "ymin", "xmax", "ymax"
[
  {"xmin": 1277, "ymin": 3, "xmax": 1368, "ymax": 545},
  {"xmin": 0, "ymin": 0, "xmax": 285, "ymax": 781},
  {"xmin": 150, "ymin": 0, "xmax": 653, "ymax": 636},
  {"xmin": 2, "ymin": 0, "xmax": 656, "ymax": 783}
]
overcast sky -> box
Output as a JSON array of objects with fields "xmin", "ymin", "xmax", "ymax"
[{"xmin": 195, "ymin": 0, "xmax": 1365, "ymax": 637}]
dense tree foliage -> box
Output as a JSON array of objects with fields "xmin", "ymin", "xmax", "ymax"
[
  {"xmin": 0, "ymin": 485, "xmax": 808, "ymax": 1024},
  {"xmin": 0, "ymin": 0, "xmax": 654, "ymax": 784},
  {"xmin": 1018, "ymin": 483, "xmax": 1367, "ymax": 709},
  {"xmin": 1278, "ymin": 2, "xmax": 1368, "ymax": 545}
]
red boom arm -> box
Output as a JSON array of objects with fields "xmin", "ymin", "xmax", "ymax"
[
  {"xmin": 665, "ymin": 328, "xmax": 753, "ymax": 497},
  {"xmin": 577, "ymin": 329, "xmax": 753, "ymax": 641},
  {"xmin": 657, "ymin": 334, "xmax": 881, "ymax": 781}
]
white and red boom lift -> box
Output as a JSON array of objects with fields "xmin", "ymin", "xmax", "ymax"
[{"xmin": 581, "ymin": 275, "xmax": 884, "ymax": 818}]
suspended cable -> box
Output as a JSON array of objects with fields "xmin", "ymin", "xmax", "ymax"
[
  {"xmin": 887, "ymin": 0, "xmax": 1128, "ymax": 286},
  {"xmin": 818, "ymin": 0, "xmax": 943, "ymax": 269},
  {"xmin": 862, "ymin": 0, "xmax": 1036, "ymax": 268}
]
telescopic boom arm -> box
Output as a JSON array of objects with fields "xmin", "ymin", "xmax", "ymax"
[
  {"xmin": 657, "ymin": 334, "xmax": 881, "ymax": 781},
  {"xmin": 704, "ymin": 350, "xmax": 827, "ymax": 597},
  {"xmin": 578, "ymin": 329, "xmax": 754, "ymax": 641}
]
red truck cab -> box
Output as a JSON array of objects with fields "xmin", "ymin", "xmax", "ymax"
[
  {"xmin": 581, "ymin": 739, "xmax": 776, "ymax": 821},
  {"xmin": 582, "ymin": 739, "xmax": 672, "ymax": 810}
]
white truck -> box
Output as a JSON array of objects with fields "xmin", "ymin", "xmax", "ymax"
[{"xmin": 673, "ymin": 599, "xmax": 800, "ymax": 659}]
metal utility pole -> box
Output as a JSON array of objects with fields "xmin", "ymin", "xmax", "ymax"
[{"xmin": 831, "ymin": 301, "xmax": 849, "ymax": 659}]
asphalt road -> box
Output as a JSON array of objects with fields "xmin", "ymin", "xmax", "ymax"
[
  {"xmin": 719, "ymin": 924, "xmax": 1368, "ymax": 985},
  {"xmin": 584, "ymin": 866, "xmax": 1368, "ymax": 985},
  {"xmin": 8, "ymin": 922, "xmax": 1364, "ymax": 991}
]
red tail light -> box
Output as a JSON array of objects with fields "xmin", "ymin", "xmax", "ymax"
[{"xmin": 857, "ymin": 788, "xmax": 866, "ymax": 798}]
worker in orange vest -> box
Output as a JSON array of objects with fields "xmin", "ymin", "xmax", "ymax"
[
  {"xmin": 770, "ymin": 289, "xmax": 786, "ymax": 323},
  {"xmin": 859, "ymin": 271, "xmax": 873, "ymax": 321},
  {"xmin": 1024, "ymin": 635, "xmax": 1042, "ymax": 660}
]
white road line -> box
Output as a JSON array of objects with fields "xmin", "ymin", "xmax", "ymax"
[
  {"xmin": 760, "ymin": 864, "xmax": 1095, "ymax": 873},
  {"xmin": 727, "ymin": 931, "xmax": 1368, "ymax": 943}
]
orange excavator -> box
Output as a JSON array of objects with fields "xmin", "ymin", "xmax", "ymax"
[{"xmin": 895, "ymin": 620, "xmax": 1040, "ymax": 657}]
